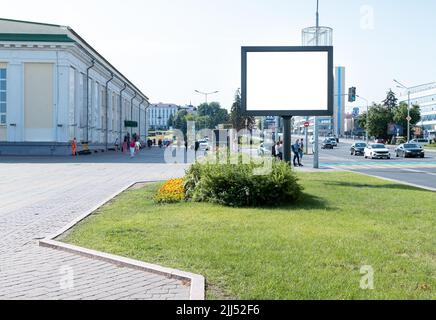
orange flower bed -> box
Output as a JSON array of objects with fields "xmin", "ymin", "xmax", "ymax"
[{"xmin": 155, "ymin": 178, "xmax": 186, "ymax": 203}]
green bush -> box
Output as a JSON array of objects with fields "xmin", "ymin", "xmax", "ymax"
[{"xmin": 184, "ymin": 160, "xmax": 303, "ymax": 207}]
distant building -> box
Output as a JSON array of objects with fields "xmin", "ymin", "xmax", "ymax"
[
  {"xmin": 399, "ymin": 82, "xmax": 436, "ymax": 138},
  {"xmin": 147, "ymin": 103, "xmax": 178, "ymax": 131}
]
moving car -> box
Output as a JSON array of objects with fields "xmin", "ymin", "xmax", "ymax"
[
  {"xmin": 327, "ymin": 137, "xmax": 338, "ymax": 147},
  {"xmin": 409, "ymin": 138, "xmax": 430, "ymax": 147},
  {"xmin": 350, "ymin": 142, "xmax": 367, "ymax": 156},
  {"xmin": 395, "ymin": 143, "xmax": 425, "ymax": 158},
  {"xmin": 364, "ymin": 144, "xmax": 391, "ymax": 160},
  {"xmin": 375, "ymin": 138, "xmax": 386, "ymax": 144},
  {"xmin": 322, "ymin": 139, "xmax": 334, "ymax": 149}
]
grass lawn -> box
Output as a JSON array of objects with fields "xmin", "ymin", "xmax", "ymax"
[
  {"xmin": 61, "ymin": 172, "xmax": 435, "ymax": 300},
  {"xmin": 425, "ymin": 144, "xmax": 436, "ymax": 149}
]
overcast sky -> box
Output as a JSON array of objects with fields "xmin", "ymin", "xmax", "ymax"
[{"xmin": 2, "ymin": 0, "xmax": 436, "ymax": 111}]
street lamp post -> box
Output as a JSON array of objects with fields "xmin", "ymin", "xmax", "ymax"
[
  {"xmin": 394, "ymin": 79, "xmax": 412, "ymax": 142},
  {"xmin": 195, "ymin": 90, "xmax": 219, "ymax": 104},
  {"xmin": 356, "ymin": 95, "xmax": 370, "ymax": 143}
]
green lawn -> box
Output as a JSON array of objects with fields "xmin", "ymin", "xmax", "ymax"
[
  {"xmin": 425, "ymin": 144, "xmax": 436, "ymax": 149},
  {"xmin": 61, "ymin": 172, "xmax": 435, "ymax": 300}
]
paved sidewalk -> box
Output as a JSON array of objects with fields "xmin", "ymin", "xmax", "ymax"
[{"xmin": 0, "ymin": 149, "xmax": 191, "ymax": 300}]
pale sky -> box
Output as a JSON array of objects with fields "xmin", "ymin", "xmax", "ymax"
[{"xmin": 2, "ymin": 0, "xmax": 436, "ymax": 111}]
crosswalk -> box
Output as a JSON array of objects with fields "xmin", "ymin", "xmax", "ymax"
[{"xmin": 321, "ymin": 161, "xmax": 436, "ymax": 170}]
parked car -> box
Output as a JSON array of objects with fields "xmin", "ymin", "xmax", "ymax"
[
  {"xmin": 364, "ymin": 144, "xmax": 391, "ymax": 160},
  {"xmin": 395, "ymin": 143, "xmax": 425, "ymax": 158},
  {"xmin": 409, "ymin": 138, "xmax": 431, "ymax": 147},
  {"xmin": 322, "ymin": 139, "xmax": 335, "ymax": 149},
  {"xmin": 350, "ymin": 142, "xmax": 367, "ymax": 156}
]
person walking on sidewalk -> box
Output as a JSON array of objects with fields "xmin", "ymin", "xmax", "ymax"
[
  {"xmin": 71, "ymin": 138, "xmax": 78, "ymax": 157},
  {"xmin": 299, "ymin": 138, "xmax": 305, "ymax": 162},
  {"xmin": 130, "ymin": 139, "xmax": 136, "ymax": 158},
  {"xmin": 292, "ymin": 140, "xmax": 303, "ymax": 167}
]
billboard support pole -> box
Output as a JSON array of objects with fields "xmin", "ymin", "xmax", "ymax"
[{"xmin": 283, "ymin": 116, "xmax": 292, "ymax": 164}]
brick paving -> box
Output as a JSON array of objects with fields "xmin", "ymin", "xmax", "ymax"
[{"xmin": 0, "ymin": 149, "xmax": 191, "ymax": 300}]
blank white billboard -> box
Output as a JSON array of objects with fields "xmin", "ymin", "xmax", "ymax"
[{"xmin": 245, "ymin": 50, "xmax": 330, "ymax": 114}]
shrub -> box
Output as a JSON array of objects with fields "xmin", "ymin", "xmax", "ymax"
[
  {"xmin": 155, "ymin": 178, "xmax": 185, "ymax": 204},
  {"xmin": 185, "ymin": 160, "xmax": 303, "ymax": 207}
]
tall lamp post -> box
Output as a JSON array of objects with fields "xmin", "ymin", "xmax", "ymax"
[
  {"xmin": 195, "ymin": 90, "xmax": 219, "ymax": 104},
  {"xmin": 394, "ymin": 79, "xmax": 412, "ymax": 142}
]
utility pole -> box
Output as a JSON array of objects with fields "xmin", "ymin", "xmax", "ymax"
[
  {"xmin": 394, "ymin": 79, "xmax": 413, "ymax": 142},
  {"xmin": 313, "ymin": 0, "xmax": 320, "ymax": 168}
]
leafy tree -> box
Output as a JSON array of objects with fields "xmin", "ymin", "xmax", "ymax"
[
  {"xmin": 173, "ymin": 110, "xmax": 189, "ymax": 136},
  {"xmin": 197, "ymin": 102, "xmax": 229, "ymax": 129},
  {"xmin": 393, "ymin": 102, "xmax": 421, "ymax": 138},
  {"xmin": 230, "ymin": 89, "xmax": 256, "ymax": 131},
  {"xmin": 167, "ymin": 113, "xmax": 175, "ymax": 128},
  {"xmin": 382, "ymin": 89, "xmax": 398, "ymax": 110},
  {"xmin": 358, "ymin": 103, "xmax": 393, "ymax": 140}
]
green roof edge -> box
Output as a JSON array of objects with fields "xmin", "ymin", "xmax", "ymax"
[{"xmin": 0, "ymin": 33, "xmax": 75, "ymax": 43}]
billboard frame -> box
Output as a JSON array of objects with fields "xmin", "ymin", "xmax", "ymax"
[{"xmin": 241, "ymin": 46, "xmax": 334, "ymax": 117}]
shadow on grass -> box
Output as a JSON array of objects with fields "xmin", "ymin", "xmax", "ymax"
[
  {"xmin": 322, "ymin": 181, "xmax": 430, "ymax": 192},
  {"xmin": 260, "ymin": 193, "xmax": 335, "ymax": 212}
]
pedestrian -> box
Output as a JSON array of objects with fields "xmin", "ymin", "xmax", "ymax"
[
  {"xmin": 71, "ymin": 137, "xmax": 78, "ymax": 157},
  {"xmin": 272, "ymin": 142, "xmax": 277, "ymax": 158},
  {"xmin": 292, "ymin": 140, "xmax": 303, "ymax": 167},
  {"xmin": 114, "ymin": 138, "xmax": 119, "ymax": 153},
  {"xmin": 135, "ymin": 140, "xmax": 141, "ymax": 152},
  {"xmin": 130, "ymin": 139, "xmax": 136, "ymax": 158},
  {"xmin": 299, "ymin": 139, "xmax": 305, "ymax": 161},
  {"xmin": 123, "ymin": 135, "xmax": 128, "ymax": 154},
  {"xmin": 277, "ymin": 142, "xmax": 284, "ymax": 161}
]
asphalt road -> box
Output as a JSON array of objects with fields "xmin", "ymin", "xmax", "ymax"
[{"xmin": 300, "ymin": 138, "xmax": 436, "ymax": 191}]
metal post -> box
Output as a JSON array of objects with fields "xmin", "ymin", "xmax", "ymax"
[
  {"xmin": 283, "ymin": 116, "xmax": 292, "ymax": 163},
  {"xmin": 314, "ymin": 117, "xmax": 319, "ymax": 168},
  {"xmin": 313, "ymin": 0, "xmax": 320, "ymax": 169},
  {"xmin": 305, "ymin": 116, "xmax": 309, "ymax": 154},
  {"xmin": 366, "ymin": 104, "xmax": 369, "ymax": 143},
  {"xmin": 407, "ymin": 90, "xmax": 411, "ymax": 142}
]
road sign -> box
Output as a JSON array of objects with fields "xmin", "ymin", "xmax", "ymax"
[
  {"xmin": 406, "ymin": 116, "xmax": 412, "ymax": 122},
  {"xmin": 304, "ymin": 121, "xmax": 310, "ymax": 128}
]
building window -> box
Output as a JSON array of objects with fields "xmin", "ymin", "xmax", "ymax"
[{"xmin": 0, "ymin": 68, "xmax": 6, "ymax": 125}]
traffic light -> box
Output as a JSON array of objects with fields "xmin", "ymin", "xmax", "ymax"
[{"xmin": 348, "ymin": 87, "xmax": 357, "ymax": 103}]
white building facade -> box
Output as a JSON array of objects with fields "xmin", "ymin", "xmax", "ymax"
[
  {"xmin": 147, "ymin": 103, "xmax": 178, "ymax": 131},
  {"xmin": 0, "ymin": 18, "xmax": 150, "ymax": 155},
  {"xmin": 399, "ymin": 82, "xmax": 436, "ymax": 139}
]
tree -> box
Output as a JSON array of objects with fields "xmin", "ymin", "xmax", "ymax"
[
  {"xmin": 358, "ymin": 103, "xmax": 393, "ymax": 140},
  {"xmin": 393, "ymin": 102, "xmax": 421, "ymax": 137},
  {"xmin": 173, "ymin": 110, "xmax": 189, "ymax": 137},
  {"xmin": 167, "ymin": 113, "xmax": 175, "ymax": 129},
  {"xmin": 197, "ymin": 102, "xmax": 229, "ymax": 129},
  {"xmin": 382, "ymin": 89, "xmax": 398, "ymax": 110},
  {"xmin": 230, "ymin": 89, "xmax": 255, "ymax": 131}
]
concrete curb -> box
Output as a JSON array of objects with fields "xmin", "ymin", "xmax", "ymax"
[{"xmin": 39, "ymin": 181, "xmax": 205, "ymax": 301}]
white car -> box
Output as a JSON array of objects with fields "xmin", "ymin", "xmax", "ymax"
[
  {"xmin": 409, "ymin": 138, "xmax": 430, "ymax": 147},
  {"xmin": 198, "ymin": 140, "xmax": 210, "ymax": 151},
  {"xmin": 364, "ymin": 144, "xmax": 391, "ymax": 160}
]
